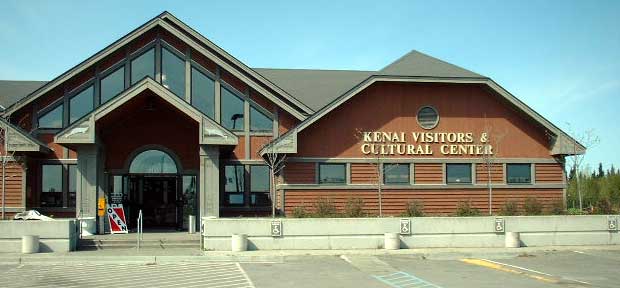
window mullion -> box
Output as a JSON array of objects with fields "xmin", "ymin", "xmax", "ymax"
[{"xmin": 62, "ymin": 164, "xmax": 68, "ymax": 208}]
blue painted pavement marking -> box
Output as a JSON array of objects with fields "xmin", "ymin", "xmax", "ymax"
[{"xmin": 373, "ymin": 271, "xmax": 443, "ymax": 288}]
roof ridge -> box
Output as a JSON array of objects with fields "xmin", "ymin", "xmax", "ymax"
[
  {"xmin": 379, "ymin": 49, "xmax": 484, "ymax": 78},
  {"xmin": 253, "ymin": 67, "xmax": 375, "ymax": 73}
]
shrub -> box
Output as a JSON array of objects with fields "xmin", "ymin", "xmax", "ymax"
[
  {"xmin": 312, "ymin": 197, "xmax": 338, "ymax": 218},
  {"xmin": 291, "ymin": 205, "xmax": 309, "ymax": 218},
  {"xmin": 523, "ymin": 197, "xmax": 543, "ymax": 215},
  {"xmin": 500, "ymin": 201, "xmax": 519, "ymax": 216},
  {"xmin": 594, "ymin": 199, "xmax": 613, "ymax": 214},
  {"xmin": 549, "ymin": 200, "xmax": 565, "ymax": 215},
  {"xmin": 402, "ymin": 200, "xmax": 425, "ymax": 217},
  {"xmin": 566, "ymin": 207, "xmax": 586, "ymax": 215},
  {"xmin": 456, "ymin": 201, "xmax": 480, "ymax": 216},
  {"xmin": 344, "ymin": 197, "xmax": 366, "ymax": 217}
]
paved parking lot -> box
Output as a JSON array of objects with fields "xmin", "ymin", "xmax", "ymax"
[{"xmin": 0, "ymin": 249, "xmax": 618, "ymax": 287}]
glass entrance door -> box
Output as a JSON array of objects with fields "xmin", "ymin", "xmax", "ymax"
[{"xmin": 124, "ymin": 175, "xmax": 179, "ymax": 229}]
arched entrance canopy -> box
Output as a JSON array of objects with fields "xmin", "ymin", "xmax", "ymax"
[{"xmin": 129, "ymin": 149, "xmax": 178, "ymax": 174}]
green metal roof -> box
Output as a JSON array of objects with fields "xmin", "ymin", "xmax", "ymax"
[{"xmin": 0, "ymin": 80, "xmax": 47, "ymax": 111}]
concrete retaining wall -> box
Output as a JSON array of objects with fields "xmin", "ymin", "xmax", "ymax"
[
  {"xmin": 202, "ymin": 216, "xmax": 620, "ymax": 251},
  {"xmin": 0, "ymin": 220, "xmax": 78, "ymax": 253}
]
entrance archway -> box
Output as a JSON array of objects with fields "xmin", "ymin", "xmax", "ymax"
[{"xmin": 108, "ymin": 147, "xmax": 197, "ymax": 231}]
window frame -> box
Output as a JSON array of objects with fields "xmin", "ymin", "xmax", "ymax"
[
  {"xmin": 129, "ymin": 46, "xmax": 156, "ymax": 85},
  {"xmin": 506, "ymin": 163, "xmax": 532, "ymax": 184},
  {"xmin": 99, "ymin": 64, "xmax": 126, "ymax": 105},
  {"xmin": 160, "ymin": 44, "xmax": 186, "ymax": 98},
  {"xmin": 37, "ymin": 101, "xmax": 65, "ymax": 130},
  {"xmin": 249, "ymin": 165, "xmax": 271, "ymax": 207},
  {"xmin": 249, "ymin": 105, "xmax": 273, "ymax": 132},
  {"xmin": 223, "ymin": 164, "xmax": 246, "ymax": 206},
  {"xmin": 416, "ymin": 105, "xmax": 440, "ymax": 130},
  {"xmin": 67, "ymin": 84, "xmax": 95, "ymax": 125},
  {"xmin": 39, "ymin": 163, "xmax": 66, "ymax": 208},
  {"xmin": 318, "ymin": 163, "xmax": 347, "ymax": 185},
  {"xmin": 383, "ymin": 163, "xmax": 410, "ymax": 185},
  {"xmin": 190, "ymin": 65, "xmax": 216, "ymax": 119},
  {"xmin": 446, "ymin": 163, "xmax": 473, "ymax": 184},
  {"xmin": 220, "ymin": 85, "xmax": 246, "ymax": 131}
]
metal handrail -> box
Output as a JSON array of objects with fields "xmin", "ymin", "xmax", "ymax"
[{"xmin": 137, "ymin": 210, "xmax": 143, "ymax": 250}]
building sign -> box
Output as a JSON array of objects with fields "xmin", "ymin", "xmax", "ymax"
[
  {"xmin": 107, "ymin": 204, "xmax": 128, "ymax": 234},
  {"xmin": 360, "ymin": 131, "xmax": 494, "ymax": 156}
]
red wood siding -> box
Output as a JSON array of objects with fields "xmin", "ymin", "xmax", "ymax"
[
  {"xmin": 476, "ymin": 163, "xmax": 504, "ymax": 184},
  {"xmin": 414, "ymin": 163, "xmax": 443, "ymax": 184},
  {"xmin": 284, "ymin": 188, "xmax": 563, "ymax": 216},
  {"xmin": 283, "ymin": 163, "xmax": 315, "ymax": 184},
  {"xmin": 350, "ymin": 163, "xmax": 378, "ymax": 184},
  {"xmin": 535, "ymin": 163, "xmax": 564, "ymax": 183},
  {"xmin": 1, "ymin": 163, "xmax": 24, "ymax": 207}
]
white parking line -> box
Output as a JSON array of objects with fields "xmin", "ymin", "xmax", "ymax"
[{"xmin": 480, "ymin": 258, "xmax": 591, "ymax": 285}]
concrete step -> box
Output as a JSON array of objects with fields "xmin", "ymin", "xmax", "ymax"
[{"xmin": 78, "ymin": 238, "xmax": 200, "ymax": 250}]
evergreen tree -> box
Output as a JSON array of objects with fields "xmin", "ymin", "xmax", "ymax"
[{"xmin": 597, "ymin": 163, "xmax": 605, "ymax": 178}]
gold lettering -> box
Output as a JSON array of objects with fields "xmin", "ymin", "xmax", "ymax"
[
  {"xmin": 441, "ymin": 145, "xmax": 449, "ymax": 154},
  {"xmin": 363, "ymin": 132, "xmax": 372, "ymax": 142},
  {"xmin": 361, "ymin": 144, "xmax": 371, "ymax": 154}
]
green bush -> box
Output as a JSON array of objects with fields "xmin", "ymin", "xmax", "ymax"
[
  {"xmin": 499, "ymin": 201, "xmax": 519, "ymax": 216},
  {"xmin": 594, "ymin": 199, "xmax": 613, "ymax": 214},
  {"xmin": 456, "ymin": 201, "xmax": 480, "ymax": 216},
  {"xmin": 523, "ymin": 197, "xmax": 543, "ymax": 215},
  {"xmin": 291, "ymin": 205, "xmax": 309, "ymax": 218},
  {"xmin": 402, "ymin": 200, "xmax": 425, "ymax": 217},
  {"xmin": 566, "ymin": 207, "xmax": 586, "ymax": 215},
  {"xmin": 312, "ymin": 197, "xmax": 338, "ymax": 218},
  {"xmin": 549, "ymin": 200, "xmax": 566, "ymax": 215},
  {"xmin": 344, "ymin": 197, "xmax": 366, "ymax": 217}
]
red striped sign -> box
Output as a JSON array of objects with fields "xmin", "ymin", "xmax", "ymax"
[{"xmin": 107, "ymin": 204, "xmax": 128, "ymax": 234}]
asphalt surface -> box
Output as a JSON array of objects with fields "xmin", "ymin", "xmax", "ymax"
[{"xmin": 0, "ymin": 249, "xmax": 618, "ymax": 287}]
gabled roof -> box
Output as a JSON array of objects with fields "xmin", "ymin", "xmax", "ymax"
[
  {"xmin": 0, "ymin": 117, "xmax": 50, "ymax": 153},
  {"xmin": 377, "ymin": 50, "xmax": 485, "ymax": 78},
  {"xmin": 3, "ymin": 12, "xmax": 311, "ymax": 120},
  {"xmin": 0, "ymin": 80, "xmax": 47, "ymax": 111},
  {"xmin": 54, "ymin": 78, "xmax": 237, "ymax": 146},
  {"xmin": 254, "ymin": 68, "xmax": 373, "ymax": 111}
]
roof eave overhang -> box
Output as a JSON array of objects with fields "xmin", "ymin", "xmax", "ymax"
[
  {"xmin": 54, "ymin": 78, "xmax": 238, "ymax": 146},
  {"xmin": 5, "ymin": 12, "xmax": 309, "ymax": 121},
  {"xmin": 265, "ymin": 75, "xmax": 586, "ymax": 156},
  {"xmin": 1, "ymin": 118, "xmax": 50, "ymax": 153}
]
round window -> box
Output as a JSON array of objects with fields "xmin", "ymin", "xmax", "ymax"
[{"xmin": 417, "ymin": 106, "xmax": 439, "ymax": 129}]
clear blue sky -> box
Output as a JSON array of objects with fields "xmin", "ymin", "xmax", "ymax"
[{"xmin": 1, "ymin": 0, "xmax": 618, "ymax": 171}]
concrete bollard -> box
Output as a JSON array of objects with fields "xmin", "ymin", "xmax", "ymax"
[
  {"xmin": 384, "ymin": 233, "xmax": 400, "ymax": 250},
  {"xmin": 188, "ymin": 215, "xmax": 196, "ymax": 234},
  {"xmin": 231, "ymin": 234, "xmax": 248, "ymax": 252},
  {"xmin": 505, "ymin": 232, "xmax": 521, "ymax": 248},
  {"xmin": 22, "ymin": 235, "xmax": 40, "ymax": 254}
]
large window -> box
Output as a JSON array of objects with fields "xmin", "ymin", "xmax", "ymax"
[
  {"xmin": 224, "ymin": 165, "xmax": 245, "ymax": 205},
  {"xmin": 250, "ymin": 165, "xmax": 270, "ymax": 206},
  {"xmin": 190, "ymin": 67, "xmax": 215, "ymax": 118},
  {"xmin": 319, "ymin": 164, "xmax": 346, "ymax": 184},
  {"xmin": 221, "ymin": 87, "xmax": 245, "ymax": 130},
  {"xmin": 68, "ymin": 165, "xmax": 77, "ymax": 207},
  {"xmin": 130, "ymin": 48, "xmax": 155, "ymax": 84},
  {"xmin": 162, "ymin": 47, "xmax": 185, "ymax": 97},
  {"xmin": 384, "ymin": 163, "xmax": 410, "ymax": 185},
  {"xmin": 69, "ymin": 85, "xmax": 94, "ymax": 124},
  {"xmin": 446, "ymin": 164, "xmax": 472, "ymax": 184},
  {"xmin": 129, "ymin": 149, "xmax": 178, "ymax": 174},
  {"xmin": 41, "ymin": 165, "xmax": 63, "ymax": 207},
  {"xmin": 38, "ymin": 105, "xmax": 63, "ymax": 129},
  {"xmin": 507, "ymin": 164, "xmax": 532, "ymax": 184},
  {"xmin": 250, "ymin": 106, "xmax": 272, "ymax": 132},
  {"xmin": 100, "ymin": 66, "xmax": 125, "ymax": 104}
]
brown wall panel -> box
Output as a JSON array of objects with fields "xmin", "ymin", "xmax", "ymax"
[
  {"xmin": 221, "ymin": 70, "xmax": 247, "ymax": 94},
  {"xmin": 350, "ymin": 163, "xmax": 378, "ymax": 184},
  {"xmin": 414, "ymin": 163, "xmax": 443, "ymax": 184},
  {"xmin": 278, "ymin": 109, "xmax": 298, "ymax": 135},
  {"xmin": 296, "ymin": 82, "xmax": 553, "ymax": 159},
  {"xmin": 250, "ymin": 136, "xmax": 272, "ymax": 160},
  {"xmin": 37, "ymin": 134, "xmax": 64, "ymax": 160},
  {"xmin": 283, "ymin": 163, "xmax": 316, "ymax": 184},
  {"xmin": 535, "ymin": 163, "xmax": 564, "ymax": 183},
  {"xmin": 100, "ymin": 92, "xmax": 199, "ymax": 170},
  {"xmin": 161, "ymin": 29, "xmax": 188, "ymax": 53},
  {"xmin": 191, "ymin": 48, "xmax": 217, "ymax": 73},
  {"xmin": 0, "ymin": 163, "xmax": 24, "ymax": 207},
  {"xmin": 476, "ymin": 163, "xmax": 504, "ymax": 184},
  {"xmin": 284, "ymin": 188, "xmax": 563, "ymax": 216}
]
